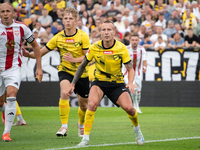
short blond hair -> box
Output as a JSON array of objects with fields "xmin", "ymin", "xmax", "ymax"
[
  {"xmin": 0, "ymin": 2, "xmax": 14, "ymax": 12},
  {"xmin": 62, "ymin": 7, "xmax": 78, "ymax": 19}
]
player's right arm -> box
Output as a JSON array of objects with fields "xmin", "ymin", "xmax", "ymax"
[{"xmin": 22, "ymin": 46, "xmax": 50, "ymax": 58}]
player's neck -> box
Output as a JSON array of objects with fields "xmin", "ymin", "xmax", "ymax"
[
  {"xmin": 2, "ymin": 20, "xmax": 13, "ymax": 26},
  {"xmin": 132, "ymin": 45, "xmax": 137, "ymax": 50},
  {"xmin": 103, "ymin": 39, "xmax": 115, "ymax": 49},
  {"xmin": 65, "ymin": 28, "xmax": 76, "ymax": 36}
]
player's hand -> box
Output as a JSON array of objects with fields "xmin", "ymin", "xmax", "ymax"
[
  {"xmin": 126, "ymin": 83, "xmax": 137, "ymax": 94},
  {"xmin": 22, "ymin": 47, "xmax": 30, "ymax": 57},
  {"xmin": 67, "ymin": 83, "xmax": 75, "ymax": 97},
  {"xmin": 63, "ymin": 53, "xmax": 75, "ymax": 63},
  {"xmin": 35, "ymin": 68, "xmax": 43, "ymax": 83},
  {"xmin": 143, "ymin": 66, "xmax": 147, "ymax": 73}
]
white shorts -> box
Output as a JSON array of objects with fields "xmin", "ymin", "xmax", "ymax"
[
  {"xmin": 0, "ymin": 66, "xmax": 21, "ymax": 97},
  {"xmin": 124, "ymin": 74, "xmax": 142, "ymax": 91}
]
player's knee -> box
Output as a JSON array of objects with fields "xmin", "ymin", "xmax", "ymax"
[
  {"xmin": 6, "ymin": 90, "xmax": 17, "ymax": 97},
  {"xmin": 88, "ymin": 101, "xmax": 98, "ymax": 111},
  {"xmin": 125, "ymin": 107, "xmax": 135, "ymax": 116},
  {"xmin": 61, "ymin": 91, "xmax": 69, "ymax": 99},
  {"xmin": 80, "ymin": 105, "xmax": 87, "ymax": 112}
]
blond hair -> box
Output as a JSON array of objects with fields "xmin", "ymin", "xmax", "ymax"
[{"xmin": 62, "ymin": 7, "xmax": 78, "ymax": 19}]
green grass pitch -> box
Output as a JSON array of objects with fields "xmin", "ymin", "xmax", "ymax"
[{"xmin": 0, "ymin": 107, "xmax": 200, "ymax": 150}]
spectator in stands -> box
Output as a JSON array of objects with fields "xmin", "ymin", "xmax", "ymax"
[
  {"xmin": 49, "ymin": 2, "xmax": 58, "ymax": 22},
  {"xmin": 90, "ymin": 29, "xmax": 97, "ymax": 44},
  {"xmin": 139, "ymin": 33, "xmax": 153, "ymax": 48},
  {"xmin": 183, "ymin": 9, "xmax": 197, "ymax": 35},
  {"xmin": 82, "ymin": 10, "xmax": 89, "ymax": 25},
  {"xmin": 114, "ymin": 26, "xmax": 123, "ymax": 41},
  {"xmin": 151, "ymin": 10, "xmax": 158, "ymax": 22},
  {"xmin": 142, "ymin": 0, "xmax": 153, "ymax": 9},
  {"xmin": 119, "ymin": 19, "xmax": 131, "ymax": 35},
  {"xmin": 168, "ymin": 32, "xmax": 185, "ymax": 49},
  {"xmin": 13, "ymin": 9, "xmax": 20, "ymax": 21},
  {"xmin": 32, "ymin": 21, "xmax": 46, "ymax": 36},
  {"xmin": 192, "ymin": 1, "xmax": 200, "ymax": 22},
  {"xmin": 147, "ymin": 27, "xmax": 154, "ymax": 36},
  {"xmin": 138, "ymin": 9, "xmax": 146, "ymax": 24},
  {"xmin": 162, "ymin": 4, "xmax": 171, "ymax": 20},
  {"xmin": 16, "ymin": 0, "xmax": 31, "ymax": 19},
  {"xmin": 122, "ymin": 32, "xmax": 131, "ymax": 46},
  {"xmin": 38, "ymin": 8, "xmax": 53, "ymax": 28},
  {"xmin": 44, "ymin": 0, "xmax": 53, "ymax": 13},
  {"xmin": 56, "ymin": 9, "xmax": 63, "ymax": 21},
  {"xmin": 167, "ymin": 0, "xmax": 176, "ymax": 13},
  {"xmin": 122, "ymin": 7, "xmax": 133, "ymax": 23},
  {"xmin": 136, "ymin": 0, "xmax": 143, "ymax": 8},
  {"xmin": 114, "ymin": 14, "xmax": 124, "ymax": 31},
  {"xmin": 90, "ymin": 4, "xmax": 100, "ymax": 17},
  {"xmin": 33, "ymin": 30, "xmax": 41, "ymax": 47},
  {"xmin": 162, "ymin": 20, "xmax": 176, "ymax": 42},
  {"xmin": 79, "ymin": 3, "xmax": 86, "ymax": 18},
  {"xmin": 29, "ymin": 14, "xmax": 37, "ymax": 31},
  {"xmin": 154, "ymin": 0, "xmax": 163, "ymax": 12},
  {"xmin": 144, "ymin": 5, "xmax": 152, "ymax": 15},
  {"xmin": 126, "ymin": 0, "xmax": 136, "ymax": 10},
  {"xmin": 184, "ymin": 28, "xmax": 198, "ymax": 48},
  {"xmin": 105, "ymin": 2, "xmax": 121, "ymax": 22},
  {"xmin": 156, "ymin": 13, "xmax": 166, "ymax": 29},
  {"xmin": 72, "ymin": 0, "xmax": 79, "ymax": 10},
  {"xmin": 166, "ymin": 10, "xmax": 181, "ymax": 26},
  {"xmin": 129, "ymin": 23, "xmax": 135, "ymax": 34},
  {"xmin": 37, "ymin": 2, "xmax": 44, "ymax": 17},
  {"xmin": 93, "ymin": 0, "xmax": 102, "ymax": 5},
  {"xmin": 86, "ymin": 0, "xmax": 94, "ymax": 14},
  {"xmin": 77, "ymin": 19, "xmax": 90, "ymax": 35},
  {"xmin": 151, "ymin": 20, "xmax": 157, "ymax": 33},
  {"xmin": 40, "ymin": 25, "xmax": 54, "ymax": 45},
  {"xmin": 138, "ymin": 25, "xmax": 146, "ymax": 40},
  {"xmin": 141, "ymin": 13, "xmax": 152, "ymax": 30},
  {"xmin": 132, "ymin": 14, "xmax": 141, "ymax": 26},
  {"xmin": 130, "ymin": 4, "xmax": 141, "ymax": 19},
  {"xmin": 100, "ymin": 0, "xmax": 110, "ymax": 15},
  {"xmin": 30, "ymin": 0, "xmax": 40, "ymax": 16},
  {"xmin": 149, "ymin": 0, "xmax": 155, "ymax": 8},
  {"xmin": 174, "ymin": 23, "xmax": 185, "ymax": 38},
  {"xmin": 54, "ymin": 22, "xmax": 64, "ymax": 35},
  {"xmin": 56, "ymin": 0, "xmax": 65, "ymax": 11},
  {"xmin": 150, "ymin": 24, "xmax": 168, "ymax": 45},
  {"xmin": 93, "ymin": 18, "xmax": 102, "ymax": 34},
  {"xmin": 86, "ymin": 16, "xmax": 96, "ymax": 33},
  {"xmin": 194, "ymin": 23, "xmax": 200, "ymax": 36},
  {"xmin": 114, "ymin": 0, "xmax": 124, "ymax": 13},
  {"xmin": 93, "ymin": 9, "xmax": 102, "ymax": 20},
  {"xmin": 154, "ymin": 36, "xmax": 166, "ymax": 51}
]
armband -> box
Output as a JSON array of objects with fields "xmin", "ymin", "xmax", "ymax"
[{"xmin": 26, "ymin": 35, "xmax": 35, "ymax": 43}]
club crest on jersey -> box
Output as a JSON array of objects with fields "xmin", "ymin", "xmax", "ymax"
[
  {"xmin": 113, "ymin": 55, "xmax": 119, "ymax": 61},
  {"xmin": 65, "ymin": 39, "xmax": 74, "ymax": 43},
  {"xmin": 103, "ymin": 51, "xmax": 113, "ymax": 54},
  {"xmin": 14, "ymin": 31, "xmax": 19, "ymax": 36},
  {"xmin": 74, "ymin": 42, "xmax": 81, "ymax": 48}
]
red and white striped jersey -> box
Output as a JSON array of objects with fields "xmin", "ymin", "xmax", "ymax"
[
  {"xmin": 0, "ymin": 19, "xmax": 32, "ymax": 71},
  {"xmin": 122, "ymin": 45, "xmax": 147, "ymax": 80}
]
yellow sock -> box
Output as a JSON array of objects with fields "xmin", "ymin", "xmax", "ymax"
[
  {"xmin": 78, "ymin": 107, "xmax": 86, "ymax": 125},
  {"xmin": 59, "ymin": 99, "xmax": 70, "ymax": 124},
  {"xmin": 84, "ymin": 110, "xmax": 95, "ymax": 135},
  {"xmin": 127, "ymin": 108, "xmax": 139, "ymax": 127},
  {"xmin": 16, "ymin": 101, "xmax": 21, "ymax": 116}
]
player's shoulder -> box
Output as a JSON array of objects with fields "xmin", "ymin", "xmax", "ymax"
[
  {"xmin": 77, "ymin": 29, "xmax": 88, "ymax": 36},
  {"xmin": 91, "ymin": 40, "xmax": 103, "ymax": 49},
  {"xmin": 13, "ymin": 20, "xmax": 28, "ymax": 28}
]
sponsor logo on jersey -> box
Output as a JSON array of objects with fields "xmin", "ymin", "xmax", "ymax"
[
  {"xmin": 103, "ymin": 51, "xmax": 113, "ymax": 54},
  {"xmin": 65, "ymin": 39, "xmax": 74, "ymax": 43},
  {"xmin": 14, "ymin": 31, "xmax": 19, "ymax": 36},
  {"xmin": 1, "ymin": 32, "xmax": 6, "ymax": 35},
  {"xmin": 6, "ymin": 29, "xmax": 13, "ymax": 32}
]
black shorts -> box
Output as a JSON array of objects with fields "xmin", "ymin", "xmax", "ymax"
[
  {"xmin": 91, "ymin": 81, "xmax": 129, "ymax": 107},
  {"xmin": 58, "ymin": 71, "xmax": 89, "ymax": 98}
]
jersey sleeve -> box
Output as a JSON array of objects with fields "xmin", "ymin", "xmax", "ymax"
[
  {"xmin": 82, "ymin": 32, "xmax": 91, "ymax": 50},
  {"xmin": 85, "ymin": 45, "xmax": 94, "ymax": 62},
  {"xmin": 46, "ymin": 34, "xmax": 58, "ymax": 51},
  {"xmin": 22, "ymin": 25, "xmax": 33, "ymax": 40},
  {"xmin": 122, "ymin": 45, "xmax": 131, "ymax": 64}
]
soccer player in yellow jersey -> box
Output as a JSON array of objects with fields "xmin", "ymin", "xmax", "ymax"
[
  {"xmin": 67, "ymin": 20, "xmax": 144, "ymax": 147},
  {"xmin": 23, "ymin": 8, "xmax": 90, "ymax": 137}
]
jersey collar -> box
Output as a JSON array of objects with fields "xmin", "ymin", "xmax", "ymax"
[
  {"xmin": 64, "ymin": 28, "xmax": 77, "ymax": 37},
  {"xmin": 102, "ymin": 39, "xmax": 116, "ymax": 49}
]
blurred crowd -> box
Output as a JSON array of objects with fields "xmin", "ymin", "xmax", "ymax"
[{"xmin": 3, "ymin": 0, "xmax": 200, "ymax": 50}]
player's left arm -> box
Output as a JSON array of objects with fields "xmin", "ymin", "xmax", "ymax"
[
  {"xmin": 124, "ymin": 61, "xmax": 136, "ymax": 94},
  {"xmin": 63, "ymin": 49, "xmax": 88, "ymax": 63},
  {"xmin": 67, "ymin": 56, "xmax": 90, "ymax": 96}
]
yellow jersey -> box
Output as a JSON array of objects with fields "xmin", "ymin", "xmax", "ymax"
[
  {"xmin": 86, "ymin": 40, "xmax": 131, "ymax": 83},
  {"xmin": 57, "ymin": 0, "xmax": 66, "ymax": 9},
  {"xmin": 46, "ymin": 29, "xmax": 91, "ymax": 78}
]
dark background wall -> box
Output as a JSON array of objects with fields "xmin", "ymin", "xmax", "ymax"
[{"xmin": 17, "ymin": 81, "xmax": 200, "ymax": 107}]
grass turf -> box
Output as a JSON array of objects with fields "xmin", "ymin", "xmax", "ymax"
[{"xmin": 0, "ymin": 107, "xmax": 200, "ymax": 150}]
